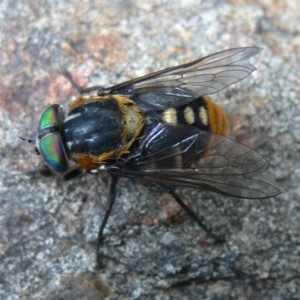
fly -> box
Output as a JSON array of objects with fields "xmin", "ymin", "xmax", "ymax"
[{"xmin": 23, "ymin": 47, "xmax": 282, "ymax": 268}]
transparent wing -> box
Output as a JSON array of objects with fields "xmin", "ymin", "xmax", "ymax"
[
  {"xmin": 104, "ymin": 47, "xmax": 262, "ymax": 112},
  {"xmin": 108, "ymin": 123, "xmax": 281, "ymax": 199}
]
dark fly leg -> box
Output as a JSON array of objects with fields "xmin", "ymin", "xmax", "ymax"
[
  {"xmin": 96, "ymin": 176, "xmax": 119, "ymax": 269},
  {"xmin": 159, "ymin": 184, "xmax": 226, "ymax": 244},
  {"xmin": 62, "ymin": 70, "xmax": 106, "ymax": 95}
]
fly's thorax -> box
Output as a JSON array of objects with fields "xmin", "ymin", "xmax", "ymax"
[
  {"xmin": 62, "ymin": 95, "xmax": 144, "ymax": 170},
  {"xmin": 159, "ymin": 96, "xmax": 229, "ymax": 136},
  {"xmin": 113, "ymin": 95, "xmax": 145, "ymax": 144}
]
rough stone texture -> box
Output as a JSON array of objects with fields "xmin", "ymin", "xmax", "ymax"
[{"xmin": 0, "ymin": 1, "xmax": 299, "ymax": 299}]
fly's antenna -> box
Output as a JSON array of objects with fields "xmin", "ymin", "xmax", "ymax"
[
  {"xmin": 19, "ymin": 136, "xmax": 35, "ymax": 144},
  {"xmin": 19, "ymin": 136, "xmax": 39, "ymax": 155}
]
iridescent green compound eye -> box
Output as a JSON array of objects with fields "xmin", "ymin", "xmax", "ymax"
[
  {"xmin": 37, "ymin": 104, "xmax": 69, "ymax": 174},
  {"xmin": 38, "ymin": 104, "xmax": 61, "ymax": 131},
  {"xmin": 39, "ymin": 133, "xmax": 69, "ymax": 173}
]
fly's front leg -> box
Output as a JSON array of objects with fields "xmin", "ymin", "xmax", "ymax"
[
  {"xmin": 159, "ymin": 184, "xmax": 226, "ymax": 244},
  {"xmin": 96, "ymin": 176, "xmax": 119, "ymax": 269},
  {"xmin": 62, "ymin": 70, "xmax": 105, "ymax": 95}
]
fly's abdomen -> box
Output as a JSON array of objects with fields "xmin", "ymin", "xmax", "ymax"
[
  {"xmin": 159, "ymin": 96, "xmax": 229, "ymax": 136},
  {"xmin": 138, "ymin": 96, "xmax": 229, "ymax": 170}
]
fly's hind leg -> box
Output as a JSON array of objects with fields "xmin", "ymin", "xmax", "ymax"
[{"xmin": 159, "ymin": 184, "xmax": 226, "ymax": 244}]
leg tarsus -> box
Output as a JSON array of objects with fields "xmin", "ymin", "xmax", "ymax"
[{"xmin": 23, "ymin": 164, "xmax": 54, "ymax": 177}]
